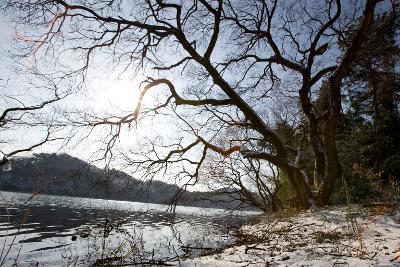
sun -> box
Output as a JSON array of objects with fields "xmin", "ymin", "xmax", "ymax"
[{"xmin": 93, "ymin": 76, "xmax": 141, "ymax": 113}]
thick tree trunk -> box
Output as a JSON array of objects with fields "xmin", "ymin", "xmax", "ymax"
[
  {"xmin": 317, "ymin": 128, "xmax": 341, "ymax": 206},
  {"xmin": 281, "ymin": 164, "xmax": 312, "ymax": 209},
  {"xmin": 309, "ymin": 117, "xmax": 326, "ymax": 189},
  {"xmin": 316, "ymin": 78, "xmax": 342, "ymax": 206}
]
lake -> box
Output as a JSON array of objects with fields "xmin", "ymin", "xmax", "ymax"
[{"xmin": 0, "ymin": 191, "xmax": 258, "ymax": 266}]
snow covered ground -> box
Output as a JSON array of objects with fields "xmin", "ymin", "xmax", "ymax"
[{"xmin": 182, "ymin": 205, "xmax": 400, "ymax": 266}]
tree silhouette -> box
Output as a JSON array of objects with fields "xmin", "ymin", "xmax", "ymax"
[
  {"xmin": 0, "ymin": 76, "xmax": 66, "ymax": 165},
  {"xmin": 1, "ymin": 0, "xmax": 390, "ymax": 209}
]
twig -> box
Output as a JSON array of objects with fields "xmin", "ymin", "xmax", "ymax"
[{"xmin": 244, "ymin": 246, "xmax": 266, "ymax": 254}]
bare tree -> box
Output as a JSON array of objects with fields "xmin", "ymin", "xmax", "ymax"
[
  {"xmin": 0, "ymin": 75, "xmax": 67, "ymax": 165},
  {"xmin": 215, "ymin": 156, "xmax": 282, "ymax": 212},
  {"xmin": 1, "ymin": 0, "xmax": 389, "ymax": 209}
]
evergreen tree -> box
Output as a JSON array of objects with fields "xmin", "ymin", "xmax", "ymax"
[{"xmin": 338, "ymin": 6, "xmax": 400, "ymax": 202}]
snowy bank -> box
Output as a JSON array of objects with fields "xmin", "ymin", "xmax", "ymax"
[{"xmin": 181, "ymin": 205, "xmax": 400, "ymax": 266}]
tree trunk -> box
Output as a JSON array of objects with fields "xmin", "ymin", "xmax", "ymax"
[
  {"xmin": 317, "ymin": 126, "xmax": 341, "ymax": 206},
  {"xmin": 309, "ymin": 117, "xmax": 326, "ymax": 189},
  {"xmin": 316, "ymin": 78, "xmax": 342, "ymax": 206},
  {"xmin": 281, "ymin": 164, "xmax": 312, "ymax": 209}
]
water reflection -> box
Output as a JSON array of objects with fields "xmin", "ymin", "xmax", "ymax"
[{"xmin": 0, "ymin": 191, "xmax": 255, "ymax": 266}]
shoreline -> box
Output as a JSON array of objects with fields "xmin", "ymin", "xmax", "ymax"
[{"xmin": 180, "ymin": 204, "xmax": 400, "ymax": 266}]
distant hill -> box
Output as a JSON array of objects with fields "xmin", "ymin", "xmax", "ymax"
[{"xmin": 0, "ymin": 153, "xmax": 251, "ymax": 210}]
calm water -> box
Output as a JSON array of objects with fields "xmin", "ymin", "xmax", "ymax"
[{"xmin": 0, "ymin": 191, "xmax": 257, "ymax": 266}]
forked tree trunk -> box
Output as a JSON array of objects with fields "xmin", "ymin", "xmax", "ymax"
[
  {"xmin": 299, "ymin": 0, "xmax": 376, "ymax": 208},
  {"xmin": 243, "ymin": 0, "xmax": 376, "ymax": 211},
  {"xmin": 309, "ymin": 78, "xmax": 342, "ymax": 207}
]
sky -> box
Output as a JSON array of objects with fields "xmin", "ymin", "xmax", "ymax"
[
  {"xmin": 0, "ymin": 14, "xmax": 199, "ymax": 189},
  {"xmin": 0, "ymin": 15, "xmax": 141, "ymax": 162}
]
